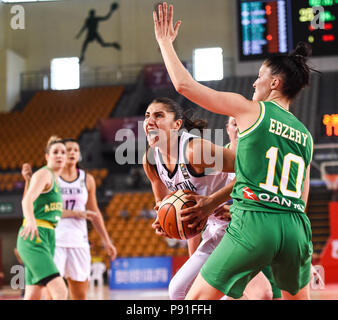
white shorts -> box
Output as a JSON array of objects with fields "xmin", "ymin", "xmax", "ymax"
[
  {"xmin": 54, "ymin": 246, "xmax": 91, "ymax": 282},
  {"xmin": 168, "ymin": 218, "xmax": 229, "ymax": 300}
]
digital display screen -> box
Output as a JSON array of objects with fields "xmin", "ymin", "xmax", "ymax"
[
  {"xmin": 238, "ymin": 0, "xmax": 338, "ymax": 61},
  {"xmin": 322, "ymin": 114, "xmax": 338, "ymax": 137},
  {"xmin": 292, "ymin": 0, "xmax": 338, "ymax": 57}
]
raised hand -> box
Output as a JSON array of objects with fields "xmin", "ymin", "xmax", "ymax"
[
  {"xmin": 21, "ymin": 163, "xmax": 32, "ymax": 182},
  {"xmin": 153, "ymin": 2, "xmax": 182, "ymax": 44}
]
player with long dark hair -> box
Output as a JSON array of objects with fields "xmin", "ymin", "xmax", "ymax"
[{"xmin": 153, "ymin": 3, "xmax": 315, "ymax": 300}]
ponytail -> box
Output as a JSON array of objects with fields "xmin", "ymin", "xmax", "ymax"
[
  {"xmin": 264, "ymin": 41, "xmax": 319, "ymax": 100},
  {"xmin": 152, "ymin": 97, "xmax": 208, "ymax": 133}
]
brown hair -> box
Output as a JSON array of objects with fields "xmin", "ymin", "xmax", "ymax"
[
  {"xmin": 45, "ymin": 135, "xmax": 64, "ymax": 154},
  {"xmin": 151, "ymin": 97, "xmax": 208, "ymax": 132}
]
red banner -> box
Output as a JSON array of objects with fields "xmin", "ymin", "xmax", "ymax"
[
  {"xmin": 320, "ymin": 202, "xmax": 338, "ymax": 283},
  {"xmin": 98, "ymin": 116, "xmax": 145, "ymax": 143},
  {"xmin": 172, "ymin": 256, "xmax": 189, "ymax": 277},
  {"xmin": 144, "ymin": 62, "xmax": 187, "ymax": 89}
]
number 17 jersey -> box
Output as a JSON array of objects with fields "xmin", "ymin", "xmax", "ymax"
[
  {"xmin": 55, "ymin": 169, "xmax": 89, "ymax": 248},
  {"xmin": 231, "ymin": 101, "xmax": 313, "ymax": 214}
]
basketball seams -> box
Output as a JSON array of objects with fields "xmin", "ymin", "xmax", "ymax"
[
  {"xmin": 157, "ymin": 189, "xmax": 203, "ymax": 240},
  {"xmin": 174, "ymin": 201, "xmax": 186, "ymax": 240}
]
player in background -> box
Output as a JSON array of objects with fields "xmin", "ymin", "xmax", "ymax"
[
  {"xmin": 143, "ymin": 97, "xmax": 274, "ymax": 300},
  {"xmin": 22, "ymin": 138, "xmax": 116, "ymax": 300},
  {"xmin": 17, "ymin": 136, "xmax": 68, "ymax": 300},
  {"xmin": 153, "ymin": 3, "xmax": 315, "ymax": 300}
]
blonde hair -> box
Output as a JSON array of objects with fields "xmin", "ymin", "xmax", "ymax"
[{"xmin": 45, "ymin": 135, "xmax": 64, "ymax": 154}]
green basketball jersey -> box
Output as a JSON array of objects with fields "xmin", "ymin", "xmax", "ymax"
[
  {"xmin": 230, "ymin": 101, "xmax": 313, "ymax": 214},
  {"xmin": 33, "ymin": 166, "xmax": 63, "ymax": 225}
]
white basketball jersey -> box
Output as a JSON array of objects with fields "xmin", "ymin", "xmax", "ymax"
[
  {"xmin": 55, "ymin": 169, "xmax": 89, "ymax": 248},
  {"xmin": 154, "ymin": 131, "xmax": 234, "ymax": 224}
]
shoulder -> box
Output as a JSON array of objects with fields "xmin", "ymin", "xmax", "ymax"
[
  {"xmin": 33, "ymin": 167, "xmax": 53, "ymax": 181},
  {"xmin": 143, "ymin": 149, "xmax": 159, "ymax": 181},
  {"xmin": 29, "ymin": 167, "xmax": 53, "ymax": 191}
]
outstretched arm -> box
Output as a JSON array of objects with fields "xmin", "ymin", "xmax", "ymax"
[{"xmin": 153, "ymin": 3, "xmax": 260, "ymax": 131}]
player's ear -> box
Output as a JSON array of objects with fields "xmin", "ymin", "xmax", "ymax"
[
  {"xmin": 174, "ymin": 119, "xmax": 183, "ymax": 130},
  {"xmin": 271, "ymin": 76, "xmax": 281, "ymax": 90}
]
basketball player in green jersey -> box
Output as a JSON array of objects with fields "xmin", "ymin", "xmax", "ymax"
[
  {"xmin": 226, "ymin": 116, "xmax": 282, "ymax": 299},
  {"xmin": 17, "ymin": 136, "xmax": 68, "ymax": 300},
  {"xmin": 153, "ymin": 3, "xmax": 315, "ymax": 300}
]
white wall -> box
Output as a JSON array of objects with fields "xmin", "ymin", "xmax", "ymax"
[
  {"xmin": 6, "ymin": 50, "xmax": 26, "ymax": 110},
  {"xmin": 1, "ymin": 0, "xmax": 338, "ymax": 77},
  {"xmin": 0, "ymin": 49, "xmax": 6, "ymax": 112},
  {"xmin": 0, "ymin": 4, "xmax": 5, "ymax": 50},
  {"xmin": 2, "ymin": 0, "xmax": 236, "ymax": 71}
]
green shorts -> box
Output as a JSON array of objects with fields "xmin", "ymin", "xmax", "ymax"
[
  {"xmin": 17, "ymin": 225, "xmax": 59, "ymax": 286},
  {"xmin": 200, "ymin": 208, "xmax": 313, "ymax": 298}
]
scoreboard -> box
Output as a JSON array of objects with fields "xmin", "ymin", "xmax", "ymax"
[{"xmin": 238, "ymin": 0, "xmax": 338, "ymax": 60}]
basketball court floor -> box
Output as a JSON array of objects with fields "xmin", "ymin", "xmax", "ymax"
[{"xmin": 0, "ymin": 284, "xmax": 337, "ymax": 300}]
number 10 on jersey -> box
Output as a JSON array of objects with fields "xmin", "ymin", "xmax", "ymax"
[{"xmin": 259, "ymin": 147, "xmax": 305, "ymax": 198}]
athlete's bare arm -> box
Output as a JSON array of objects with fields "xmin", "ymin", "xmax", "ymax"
[
  {"xmin": 153, "ymin": 3, "xmax": 260, "ymax": 132},
  {"xmin": 186, "ymin": 138, "xmax": 235, "ymax": 174},
  {"xmin": 86, "ymin": 173, "xmax": 117, "ymax": 259},
  {"xmin": 21, "ymin": 168, "xmax": 53, "ymax": 241},
  {"xmin": 21, "ymin": 163, "xmax": 32, "ymax": 197},
  {"xmin": 180, "ymin": 179, "xmax": 236, "ymax": 229},
  {"xmin": 143, "ymin": 152, "xmax": 171, "ymax": 237}
]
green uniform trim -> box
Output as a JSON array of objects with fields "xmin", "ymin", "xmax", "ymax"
[{"xmin": 17, "ymin": 166, "xmax": 62, "ymax": 286}]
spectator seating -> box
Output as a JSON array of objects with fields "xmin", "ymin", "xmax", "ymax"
[{"xmin": 0, "ymin": 86, "xmax": 124, "ymax": 170}]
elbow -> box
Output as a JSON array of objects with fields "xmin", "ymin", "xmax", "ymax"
[
  {"xmin": 175, "ymin": 83, "xmax": 185, "ymax": 94},
  {"xmin": 175, "ymin": 81, "xmax": 190, "ymax": 96}
]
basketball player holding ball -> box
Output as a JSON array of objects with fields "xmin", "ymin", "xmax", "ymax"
[
  {"xmin": 153, "ymin": 3, "xmax": 315, "ymax": 300},
  {"xmin": 143, "ymin": 97, "xmax": 274, "ymax": 300}
]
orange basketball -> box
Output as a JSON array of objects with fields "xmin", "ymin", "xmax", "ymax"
[{"xmin": 157, "ymin": 189, "xmax": 206, "ymax": 240}]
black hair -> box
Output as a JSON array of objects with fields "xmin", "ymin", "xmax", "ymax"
[
  {"xmin": 144, "ymin": 97, "xmax": 207, "ymax": 175},
  {"xmin": 151, "ymin": 97, "xmax": 208, "ymax": 132},
  {"xmin": 62, "ymin": 138, "xmax": 82, "ymax": 169},
  {"xmin": 264, "ymin": 42, "xmax": 319, "ymax": 100}
]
